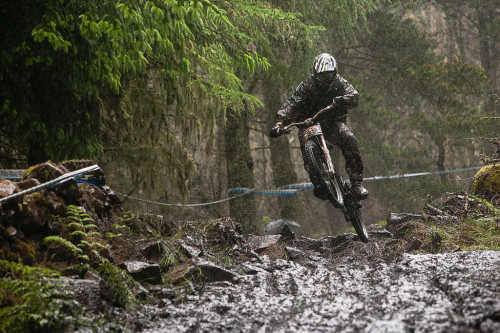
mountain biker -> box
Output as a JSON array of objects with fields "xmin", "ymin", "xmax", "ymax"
[{"xmin": 270, "ymin": 53, "xmax": 368, "ymax": 200}]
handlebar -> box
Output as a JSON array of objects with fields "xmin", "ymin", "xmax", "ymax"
[{"xmin": 283, "ymin": 104, "xmax": 332, "ymax": 131}]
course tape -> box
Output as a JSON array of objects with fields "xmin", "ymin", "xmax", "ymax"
[
  {"xmin": 0, "ymin": 165, "xmax": 484, "ymax": 208},
  {"xmin": 278, "ymin": 165, "xmax": 484, "ymax": 190},
  {"xmin": 0, "ymin": 165, "xmax": 100, "ymax": 204}
]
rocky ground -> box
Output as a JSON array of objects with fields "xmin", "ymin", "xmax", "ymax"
[{"xmin": 1, "ymin": 161, "xmax": 499, "ymax": 333}]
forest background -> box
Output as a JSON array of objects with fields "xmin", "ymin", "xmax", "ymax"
[{"xmin": 1, "ymin": 0, "xmax": 498, "ymax": 236}]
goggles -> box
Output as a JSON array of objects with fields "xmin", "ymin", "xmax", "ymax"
[{"xmin": 316, "ymin": 71, "xmax": 336, "ymax": 82}]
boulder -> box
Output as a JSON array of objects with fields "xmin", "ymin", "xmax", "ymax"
[
  {"xmin": 246, "ymin": 234, "xmax": 280, "ymax": 253},
  {"xmin": 17, "ymin": 178, "xmax": 40, "ymax": 191},
  {"xmin": 0, "ymin": 179, "xmax": 20, "ymax": 199},
  {"xmin": 60, "ymin": 160, "xmax": 106, "ymax": 185},
  {"xmin": 259, "ymin": 243, "xmax": 288, "ymax": 260},
  {"xmin": 167, "ymin": 259, "xmax": 236, "ymax": 284},
  {"xmin": 275, "ymin": 223, "xmax": 296, "ymax": 242},
  {"xmin": 18, "ymin": 190, "xmax": 66, "ymax": 234},
  {"xmin": 386, "ymin": 213, "xmax": 425, "ymax": 234},
  {"xmin": 264, "ymin": 219, "xmax": 301, "ymax": 235},
  {"xmin": 22, "ymin": 162, "xmax": 64, "ymax": 183},
  {"xmin": 22, "ymin": 162, "xmax": 81, "ymax": 204},
  {"xmin": 473, "ymin": 164, "xmax": 500, "ymax": 199},
  {"xmin": 120, "ymin": 261, "xmax": 162, "ymax": 285},
  {"xmin": 56, "ymin": 278, "xmax": 102, "ymax": 312}
]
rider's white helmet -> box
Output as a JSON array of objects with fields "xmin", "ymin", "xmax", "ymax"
[{"xmin": 313, "ymin": 53, "xmax": 338, "ymax": 81}]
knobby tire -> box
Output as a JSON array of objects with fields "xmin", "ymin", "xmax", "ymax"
[
  {"xmin": 304, "ymin": 140, "xmax": 343, "ymax": 207},
  {"xmin": 343, "ymin": 195, "xmax": 369, "ymax": 243},
  {"xmin": 332, "ymin": 172, "xmax": 369, "ymax": 242}
]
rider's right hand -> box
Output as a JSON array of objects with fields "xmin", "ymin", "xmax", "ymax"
[{"xmin": 270, "ymin": 124, "xmax": 289, "ymax": 138}]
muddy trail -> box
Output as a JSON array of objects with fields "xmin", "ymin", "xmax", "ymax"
[{"xmin": 122, "ymin": 231, "xmax": 500, "ymax": 333}]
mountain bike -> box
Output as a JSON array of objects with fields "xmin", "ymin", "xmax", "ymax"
[{"xmin": 282, "ymin": 107, "xmax": 369, "ymax": 242}]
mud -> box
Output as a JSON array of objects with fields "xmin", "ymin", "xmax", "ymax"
[{"xmin": 131, "ymin": 240, "xmax": 499, "ymax": 333}]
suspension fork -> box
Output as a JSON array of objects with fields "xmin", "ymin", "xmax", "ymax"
[{"xmin": 319, "ymin": 135, "xmax": 335, "ymax": 177}]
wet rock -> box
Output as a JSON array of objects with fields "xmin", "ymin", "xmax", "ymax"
[
  {"xmin": 367, "ymin": 223, "xmax": 394, "ymax": 239},
  {"xmin": 404, "ymin": 237, "xmax": 423, "ymax": 252},
  {"xmin": 18, "ymin": 190, "xmax": 66, "ymax": 234},
  {"xmin": 150, "ymin": 286, "xmax": 177, "ymax": 302},
  {"xmin": 140, "ymin": 214, "xmax": 177, "ymax": 237},
  {"xmin": 58, "ymin": 278, "xmax": 102, "ymax": 312},
  {"xmin": 142, "ymin": 251, "xmax": 500, "ymax": 333},
  {"xmin": 246, "ymin": 234, "xmax": 280, "ymax": 253},
  {"xmin": 259, "ymin": 243, "xmax": 288, "ymax": 260},
  {"xmin": 275, "ymin": 223, "xmax": 295, "ymax": 242},
  {"xmin": 0, "ymin": 179, "xmax": 20, "ymax": 199},
  {"xmin": 168, "ymin": 259, "xmax": 236, "ymax": 284},
  {"xmin": 21, "ymin": 162, "xmax": 81, "ymax": 204},
  {"xmin": 17, "ymin": 178, "xmax": 40, "ymax": 191},
  {"xmin": 142, "ymin": 241, "xmax": 163, "ymax": 263},
  {"xmin": 264, "ymin": 219, "xmax": 301, "ymax": 235},
  {"xmin": 79, "ymin": 183, "xmax": 108, "ymax": 215},
  {"xmin": 53, "ymin": 178, "xmax": 81, "ymax": 205},
  {"xmin": 120, "ymin": 261, "xmax": 162, "ymax": 285},
  {"xmin": 386, "ymin": 213, "xmax": 425, "ymax": 233},
  {"xmin": 285, "ymin": 246, "xmax": 307, "ymax": 261},
  {"xmin": 327, "ymin": 232, "xmax": 358, "ymax": 248},
  {"xmin": 179, "ymin": 240, "xmax": 203, "ymax": 258},
  {"xmin": 22, "ymin": 162, "xmax": 64, "ymax": 183}
]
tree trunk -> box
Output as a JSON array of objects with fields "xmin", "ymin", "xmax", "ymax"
[
  {"xmin": 436, "ymin": 140, "xmax": 447, "ymax": 182},
  {"xmin": 263, "ymin": 78, "xmax": 307, "ymax": 228},
  {"xmin": 224, "ymin": 106, "xmax": 257, "ymax": 234},
  {"xmin": 476, "ymin": 4, "xmax": 499, "ymax": 115}
]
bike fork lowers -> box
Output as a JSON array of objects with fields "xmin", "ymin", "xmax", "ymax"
[{"xmin": 319, "ymin": 136, "xmax": 335, "ymax": 177}]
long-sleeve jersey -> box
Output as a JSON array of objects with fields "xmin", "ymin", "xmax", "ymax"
[{"xmin": 277, "ymin": 74, "xmax": 359, "ymax": 126}]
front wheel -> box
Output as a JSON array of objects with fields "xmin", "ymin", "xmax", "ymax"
[{"xmin": 304, "ymin": 140, "xmax": 343, "ymax": 207}]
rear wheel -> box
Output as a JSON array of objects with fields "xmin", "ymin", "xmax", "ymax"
[
  {"xmin": 342, "ymin": 191, "xmax": 369, "ymax": 242},
  {"xmin": 304, "ymin": 139, "xmax": 343, "ymax": 207}
]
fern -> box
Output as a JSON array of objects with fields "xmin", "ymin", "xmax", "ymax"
[
  {"xmin": 0, "ymin": 261, "xmax": 79, "ymax": 333},
  {"xmin": 44, "ymin": 236, "xmax": 87, "ymax": 261},
  {"xmin": 92, "ymin": 258, "xmax": 137, "ymax": 308}
]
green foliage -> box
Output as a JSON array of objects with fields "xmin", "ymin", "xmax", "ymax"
[
  {"xmin": 0, "ymin": 0, "xmax": 274, "ymax": 178},
  {"xmin": 43, "ymin": 205, "xmax": 136, "ymax": 308},
  {"xmin": 426, "ymin": 225, "xmax": 450, "ymax": 251},
  {"xmin": 469, "ymin": 195, "xmax": 500, "ymax": 216},
  {"xmin": 0, "ymin": 261, "xmax": 81, "ymax": 333},
  {"xmin": 44, "ymin": 205, "xmax": 115, "ymax": 264},
  {"xmin": 44, "ymin": 235, "xmax": 88, "ymax": 261},
  {"xmin": 91, "ymin": 258, "xmax": 137, "ymax": 308}
]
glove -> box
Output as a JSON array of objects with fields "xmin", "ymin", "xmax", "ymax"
[{"xmin": 270, "ymin": 124, "xmax": 289, "ymax": 138}]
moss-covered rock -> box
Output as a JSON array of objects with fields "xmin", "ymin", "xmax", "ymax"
[{"xmin": 473, "ymin": 164, "xmax": 500, "ymax": 199}]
